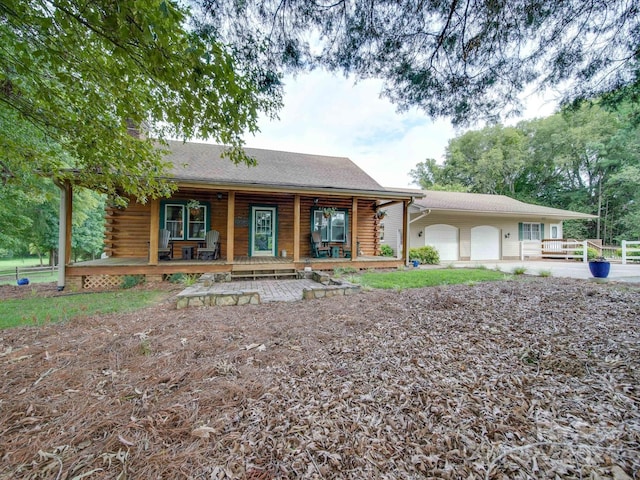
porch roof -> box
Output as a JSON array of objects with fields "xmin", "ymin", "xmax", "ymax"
[
  {"xmin": 162, "ymin": 141, "xmax": 420, "ymax": 199},
  {"xmin": 401, "ymin": 189, "xmax": 597, "ymax": 219}
]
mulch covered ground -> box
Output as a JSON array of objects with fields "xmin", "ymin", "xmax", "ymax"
[{"xmin": 1, "ymin": 277, "xmax": 639, "ymax": 479}]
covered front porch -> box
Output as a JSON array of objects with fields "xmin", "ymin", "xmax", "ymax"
[{"xmin": 65, "ymin": 254, "xmax": 404, "ymax": 289}]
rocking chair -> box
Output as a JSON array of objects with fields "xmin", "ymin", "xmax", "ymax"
[
  {"xmin": 197, "ymin": 230, "xmax": 220, "ymax": 260},
  {"xmin": 311, "ymin": 231, "xmax": 331, "ymax": 258},
  {"xmin": 158, "ymin": 229, "xmax": 173, "ymax": 260}
]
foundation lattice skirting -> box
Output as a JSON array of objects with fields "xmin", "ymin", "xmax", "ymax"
[{"xmin": 82, "ymin": 274, "xmax": 124, "ymax": 289}]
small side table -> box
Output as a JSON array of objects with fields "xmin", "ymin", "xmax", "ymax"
[
  {"xmin": 331, "ymin": 246, "xmax": 341, "ymax": 258},
  {"xmin": 181, "ymin": 246, "xmax": 194, "ymax": 260}
]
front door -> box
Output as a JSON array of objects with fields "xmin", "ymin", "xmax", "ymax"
[{"xmin": 251, "ymin": 206, "xmax": 277, "ymax": 256}]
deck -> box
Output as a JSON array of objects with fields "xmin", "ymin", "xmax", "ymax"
[{"xmin": 65, "ymin": 255, "xmax": 404, "ymax": 289}]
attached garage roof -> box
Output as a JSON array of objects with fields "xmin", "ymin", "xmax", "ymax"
[
  {"xmin": 162, "ymin": 140, "xmax": 413, "ymax": 198},
  {"xmin": 410, "ymin": 189, "xmax": 596, "ymax": 220}
]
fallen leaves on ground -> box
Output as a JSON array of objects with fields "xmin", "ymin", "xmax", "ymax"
[{"xmin": 0, "ymin": 277, "xmax": 638, "ymax": 479}]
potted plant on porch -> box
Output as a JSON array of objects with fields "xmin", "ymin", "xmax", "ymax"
[
  {"xmin": 588, "ymin": 256, "xmax": 611, "ymax": 278},
  {"xmin": 322, "ymin": 207, "xmax": 336, "ymax": 218}
]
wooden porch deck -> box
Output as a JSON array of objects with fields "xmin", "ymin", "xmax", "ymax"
[{"xmin": 65, "ymin": 255, "xmax": 403, "ymax": 287}]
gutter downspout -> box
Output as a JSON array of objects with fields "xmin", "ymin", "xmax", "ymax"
[
  {"xmin": 53, "ymin": 179, "xmax": 68, "ymax": 291},
  {"xmin": 409, "ymin": 209, "xmax": 431, "ymax": 224}
]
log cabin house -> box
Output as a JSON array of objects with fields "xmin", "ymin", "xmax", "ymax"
[{"xmin": 59, "ymin": 141, "xmax": 421, "ymax": 289}]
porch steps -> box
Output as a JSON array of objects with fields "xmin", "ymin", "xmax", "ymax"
[{"xmin": 231, "ymin": 268, "xmax": 299, "ymax": 281}]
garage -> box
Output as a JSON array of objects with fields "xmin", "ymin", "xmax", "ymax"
[
  {"xmin": 470, "ymin": 225, "xmax": 500, "ymax": 260},
  {"xmin": 424, "ymin": 224, "xmax": 459, "ymax": 261}
]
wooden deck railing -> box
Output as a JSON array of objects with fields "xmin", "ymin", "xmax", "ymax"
[
  {"xmin": 522, "ymin": 239, "xmax": 640, "ymax": 263},
  {"xmin": 521, "ymin": 240, "xmax": 589, "ymax": 262}
]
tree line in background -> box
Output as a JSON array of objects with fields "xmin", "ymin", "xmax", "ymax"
[
  {"xmin": 0, "ymin": 178, "xmax": 105, "ymax": 263},
  {"xmin": 410, "ymin": 93, "xmax": 640, "ymax": 244}
]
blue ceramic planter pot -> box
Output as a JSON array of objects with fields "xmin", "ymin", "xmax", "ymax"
[{"xmin": 588, "ymin": 261, "xmax": 610, "ymax": 278}]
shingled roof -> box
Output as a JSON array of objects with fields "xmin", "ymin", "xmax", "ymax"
[
  {"xmin": 162, "ymin": 141, "xmax": 407, "ymax": 197},
  {"xmin": 411, "ymin": 190, "xmax": 596, "ymax": 219}
]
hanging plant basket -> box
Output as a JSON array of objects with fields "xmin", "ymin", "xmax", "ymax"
[
  {"xmin": 187, "ymin": 199, "xmax": 201, "ymax": 216},
  {"xmin": 322, "ymin": 207, "xmax": 336, "ymax": 218}
]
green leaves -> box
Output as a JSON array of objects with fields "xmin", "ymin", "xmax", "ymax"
[
  {"xmin": 1, "ymin": 0, "xmax": 281, "ymax": 202},
  {"xmin": 410, "ymin": 97, "xmax": 640, "ymax": 242},
  {"xmin": 195, "ymin": 0, "xmax": 638, "ymax": 125}
]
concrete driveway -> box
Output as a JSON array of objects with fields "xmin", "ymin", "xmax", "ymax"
[{"xmin": 449, "ymin": 260, "xmax": 640, "ymax": 283}]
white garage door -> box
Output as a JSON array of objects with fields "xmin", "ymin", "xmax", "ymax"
[
  {"xmin": 424, "ymin": 224, "xmax": 459, "ymax": 261},
  {"xmin": 470, "ymin": 225, "xmax": 500, "ymax": 260}
]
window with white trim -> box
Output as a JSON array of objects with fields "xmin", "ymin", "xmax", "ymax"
[
  {"xmin": 522, "ymin": 222, "xmax": 541, "ymax": 241},
  {"xmin": 312, "ymin": 209, "xmax": 347, "ymax": 242},
  {"xmin": 161, "ymin": 201, "xmax": 209, "ymax": 240}
]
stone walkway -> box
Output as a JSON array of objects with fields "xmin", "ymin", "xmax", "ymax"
[
  {"xmin": 206, "ymin": 278, "xmax": 322, "ymax": 302},
  {"xmin": 176, "ymin": 272, "xmax": 363, "ymax": 308}
]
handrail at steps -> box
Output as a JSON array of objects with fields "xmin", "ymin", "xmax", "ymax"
[{"xmin": 585, "ymin": 240, "xmax": 603, "ymax": 256}]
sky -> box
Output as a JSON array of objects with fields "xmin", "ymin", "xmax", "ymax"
[{"xmin": 243, "ymin": 69, "xmax": 559, "ymax": 189}]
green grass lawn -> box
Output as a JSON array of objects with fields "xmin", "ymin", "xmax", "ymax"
[
  {"xmin": 0, "ymin": 290, "xmax": 168, "ymax": 329},
  {"xmin": 351, "ymin": 267, "xmax": 509, "ymax": 290},
  {"xmin": 0, "ymin": 257, "xmax": 45, "ymax": 268}
]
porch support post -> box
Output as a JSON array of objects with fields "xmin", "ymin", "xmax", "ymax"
[
  {"xmin": 403, "ymin": 200, "xmax": 410, "ymax": 265},
  {"xmin": 64, "ymin": 183, "xmax": 72, "ymax": 266},
  {"xmin": 293, "ymin": 194, "xmax": 300, "ymax": 261},
  {"xmin": 149, "ymin": 198, "xmax": 160, "ymax": 265},
  {"xmin": 351, "ymin": 197, "xmax": 358, "ymax": 259},
  {"xmin": 226, "ymin": 191, "xmax": 235, "ymax": 262},
  {"xmin": 55, "ymin": 180, "xmax": 72, "ymax": 290}
]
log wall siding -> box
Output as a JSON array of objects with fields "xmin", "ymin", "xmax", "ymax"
[
  {"xmin": 232, "ymin": 192, "xmax": 296, "ymax": 257},
  {"xmin": 104, "ymin": 200, "xmax": 151, "ymax": 258},
  {"xmin": 162, "ymin": 192, "xmax": 229, "ymax": 259},
  {"xmin": 299, "ymin": 196, "xmax": 354, "ymax": 258},
  {"xmin": 357, "ymin": 199, "xmax": 380, "ymax": 256},
  {"xmin": 105, "ymin": 192, "xmax": 384, "ymax": 260}
]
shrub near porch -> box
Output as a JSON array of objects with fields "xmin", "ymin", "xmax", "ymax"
[{"xmin": 409, "ymin": 246, "xmax": 440, "ymax": 265}]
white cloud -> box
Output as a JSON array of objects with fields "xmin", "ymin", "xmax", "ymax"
[
  {"xmin": 244, "ymin": 69, "xmax": 558, "ymax": 188},
  {"xmin": 244, "ymin": 70, "xmax": 455, "ymax": 188}
]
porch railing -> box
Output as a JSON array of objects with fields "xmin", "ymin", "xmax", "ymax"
[
  {"xmin": 521, "ymin": 240, "xmax": 589, "ymax": 262},
  {"xmin": 522, "ymin": 239, "xmax": 640, "ymax": 263}
]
